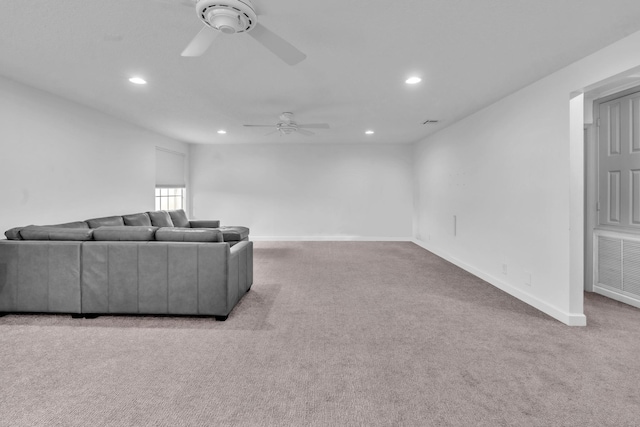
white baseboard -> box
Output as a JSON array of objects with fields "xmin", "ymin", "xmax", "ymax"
[
  {"xmin": 411, "ymin": 238, "xmax": 587, "ymax": 327},
  {"xmin": 251, "ymin": 236, "xmax": 413, "ymax": 242}
]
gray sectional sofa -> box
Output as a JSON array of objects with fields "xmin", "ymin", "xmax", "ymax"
[{"xmin": 0, "ymin": 210, "xmax": 252, "ymax": 321}]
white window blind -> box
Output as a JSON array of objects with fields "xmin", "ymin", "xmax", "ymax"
[{"xmin": 155, "ymin": 148, "xmax": 185, "ymax": 188}]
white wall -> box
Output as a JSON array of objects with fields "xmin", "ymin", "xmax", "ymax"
[
  {"xmin": 413, "ymin": 29, "xmax": 640, "ymax": 325},
  {"xmin": 0, "ymin": 75, "xmax": 187, "ymax": 233},
  {"xmin": 190, "ymin": 143, "xmax": 413, "ymax": 239}
]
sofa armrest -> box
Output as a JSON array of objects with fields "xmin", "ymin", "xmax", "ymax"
[
  {"xmin": 189, "ymin": 220, "xmax": 220, "ymax": 228},
  {"xmin": 229, "ymin": 240, "xmax": 253, "ymax": 295}
]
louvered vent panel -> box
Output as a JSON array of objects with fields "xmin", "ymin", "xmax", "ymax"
[
  {"xmin": 623, "ymin": 240, "xmax": 640, "ymax": 297},
  {"xmin": 598, "ymin": 237, "xmax": 622, "ymax": 289}
]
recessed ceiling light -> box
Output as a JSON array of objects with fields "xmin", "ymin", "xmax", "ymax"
[
  {"xmin": 405, "ymin": 76, "xmax": 422, "ymax": 85},
  {"xmin": 365, "ymin": 130, "xmax": 375, "ymax": 135},
  {"xmin": 128, "ymin": 77, "xmax": 147, "ymax": 85},
  {"xmin": 217, "ymin": 130, "xmax": 227, "ymax": 134}
]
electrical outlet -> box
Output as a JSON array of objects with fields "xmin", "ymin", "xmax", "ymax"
[
  {"xmin": 524, "ymin": 271, "xmax": 532, "ymax": 286},
  {"xmin": 502, "ymin": 264, "xmax": 508, "ymax": 275}
]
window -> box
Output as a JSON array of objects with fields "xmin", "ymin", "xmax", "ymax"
[
  {"xmin": 155, "ymin": 147, "xmax": 186, "ymax": 211},
  {"xmin": 155, "ymin": 187, "xmax": 185, "ymax": 211}
]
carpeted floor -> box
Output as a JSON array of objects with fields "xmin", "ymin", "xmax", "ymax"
[{"xmin": 1, "ymin": 241, "xmax": 640, "ymax": 426}]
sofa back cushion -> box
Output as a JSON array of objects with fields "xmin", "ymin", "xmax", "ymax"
[
  {"xmin": 188, "ymin": 219, "xmax": 220, "ymax": 229},
  {"xmin": 92, "ymin": 226, "xmax": 158, "ymax": 241},
  {"xmin": 168, "ymin": 209, "xmax": 190, "ymax": 228},
  {"xmin": 5, "ymin": 221, "xmax": 90, "ymax": 240},
  {"xmin": 5, "ymin": 227, "xmax": 24, "ymax": 240},
  {"xmin": 86, "ymin": 216, "xmax": 125, "ymax": 228},
  {"xmin": 19, "ymin": 226, "xmax": 94, "ymax": 241},
  {"xmin": 48, "ymin": 221, "xmax": 89, "ymax": 229},
  {"xmin": 147, "ymin": 211, "xmax": 174, "ymax": 227},
  {"xmin": 123, "ymin": 212, "xmax": 152, "ymax": 226},
  {"xmin": 155, "ymin": 228, "xmax": 223, "ymax": 242}
]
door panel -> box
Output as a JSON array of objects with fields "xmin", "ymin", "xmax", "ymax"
[
  {"xmin": 608, "ymin": 102, "xmax": 621, "ymax": 155},
  {"xmin": 608, "ymin": 170, "xmax": 621, "ymax": 223},
  {"xmin": 632, "ymin": 170, "xmax": 640, "ymax": 225},
  {"xmin": 632, "ymin": 97, "xmax": 640, "ymax": 153}
]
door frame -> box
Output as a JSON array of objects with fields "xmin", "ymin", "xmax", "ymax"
[
  {"xmin": 584, "ymin": 85, "xmax": 640, "ymax": 293},
  {"xmin": 584, "ymin": 122, "xmax": 597, "ymax": 292}
]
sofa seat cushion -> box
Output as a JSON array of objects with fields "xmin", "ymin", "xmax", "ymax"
[
  {"xmin": 86, "ymin": 216, "xmax": 125, "ymax": 228},
  {"xmin": 93, "ymin": 226, "xmax": 158, "ymax": 241},
  {"xmin": 20, "ymin": 226, "xmax": 94, "ymax": 241},
  {"xmin": 168, "ymin": 209, "xmax": 190, "ymax": 228},
  {"xmin": 147, "ymin": 210, "xmax": 174, "ymax": 227},
  {"xmin": 218, "ymin": 226, "xmax": 250, "ymax": 242},
  {"xmin": 155, "ymin": 228, "xmax": 223, "ymax": 242},
  {"xmin": 123, "ymin": 212, "xmax": 152, "ymax": 226}
]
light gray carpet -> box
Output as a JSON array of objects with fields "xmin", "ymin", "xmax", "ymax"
[{"xmin": 1, "ymin": 241, "xmax": 640, "ymax": 426}]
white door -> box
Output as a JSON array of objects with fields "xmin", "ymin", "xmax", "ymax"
[
  {"xmin": 598, "ymin": 92, "xmax": 640, "ymax": 229},
  {"xmin": 594, "ymin": 90, "xmax": 640, "ymax": 308}
]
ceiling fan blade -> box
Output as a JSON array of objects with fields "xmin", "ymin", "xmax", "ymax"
[
  {"xmin": 247, "ymin": 23, "xmax": 306, "ymax": 66},
  {"xmin": 297, "ymin": 129, "xmax": 315, "ymax": 136},
  {"xmin": 264, "ymin": 129, "xmax": 280, "ymax": 136},
  {"xmin": 244, "ymin": 124, "xmax": 274, "ymax": 128},
  {"xmin": 181, "ymin": 27, "xmax": 218, "ymax": 57},
  {"xmin": 297, "ymin": 123, "xmax": 330, "ymax": 129}
]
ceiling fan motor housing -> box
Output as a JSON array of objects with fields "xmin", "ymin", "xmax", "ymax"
[
  {"xmin": 196, "ymin": 0, "xmax": 257, "ymax": 34},
  {"xmin": 277, "ymin": 112, "xmax": 297, "ymax": 134}
]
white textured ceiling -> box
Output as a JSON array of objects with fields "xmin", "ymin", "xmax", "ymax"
[{"xmin": 2, "ymin": 0, "xmax": 640, "ymax": 145}]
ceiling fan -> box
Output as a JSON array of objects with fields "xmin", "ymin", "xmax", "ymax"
[
  {"xmin": 181, "ymin": 0, "xmax": 307, "ymax": 66},
  {"xmin": 244, "ymin": 112, "xmax": 330, "ymax": 136}
]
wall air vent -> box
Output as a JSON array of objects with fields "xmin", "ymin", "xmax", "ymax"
[
  {"xmin": 422, "ymin": 119, "xmax": 439, "ymax": 124},
  {"xmin": 595, "ymin": 231, "xmax": 640, "ymax": 309}
]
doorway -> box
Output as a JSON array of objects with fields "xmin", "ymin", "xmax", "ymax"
[{"xmin": 585, "ymin": 84, "xmax": 640, "ymax": 308}]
